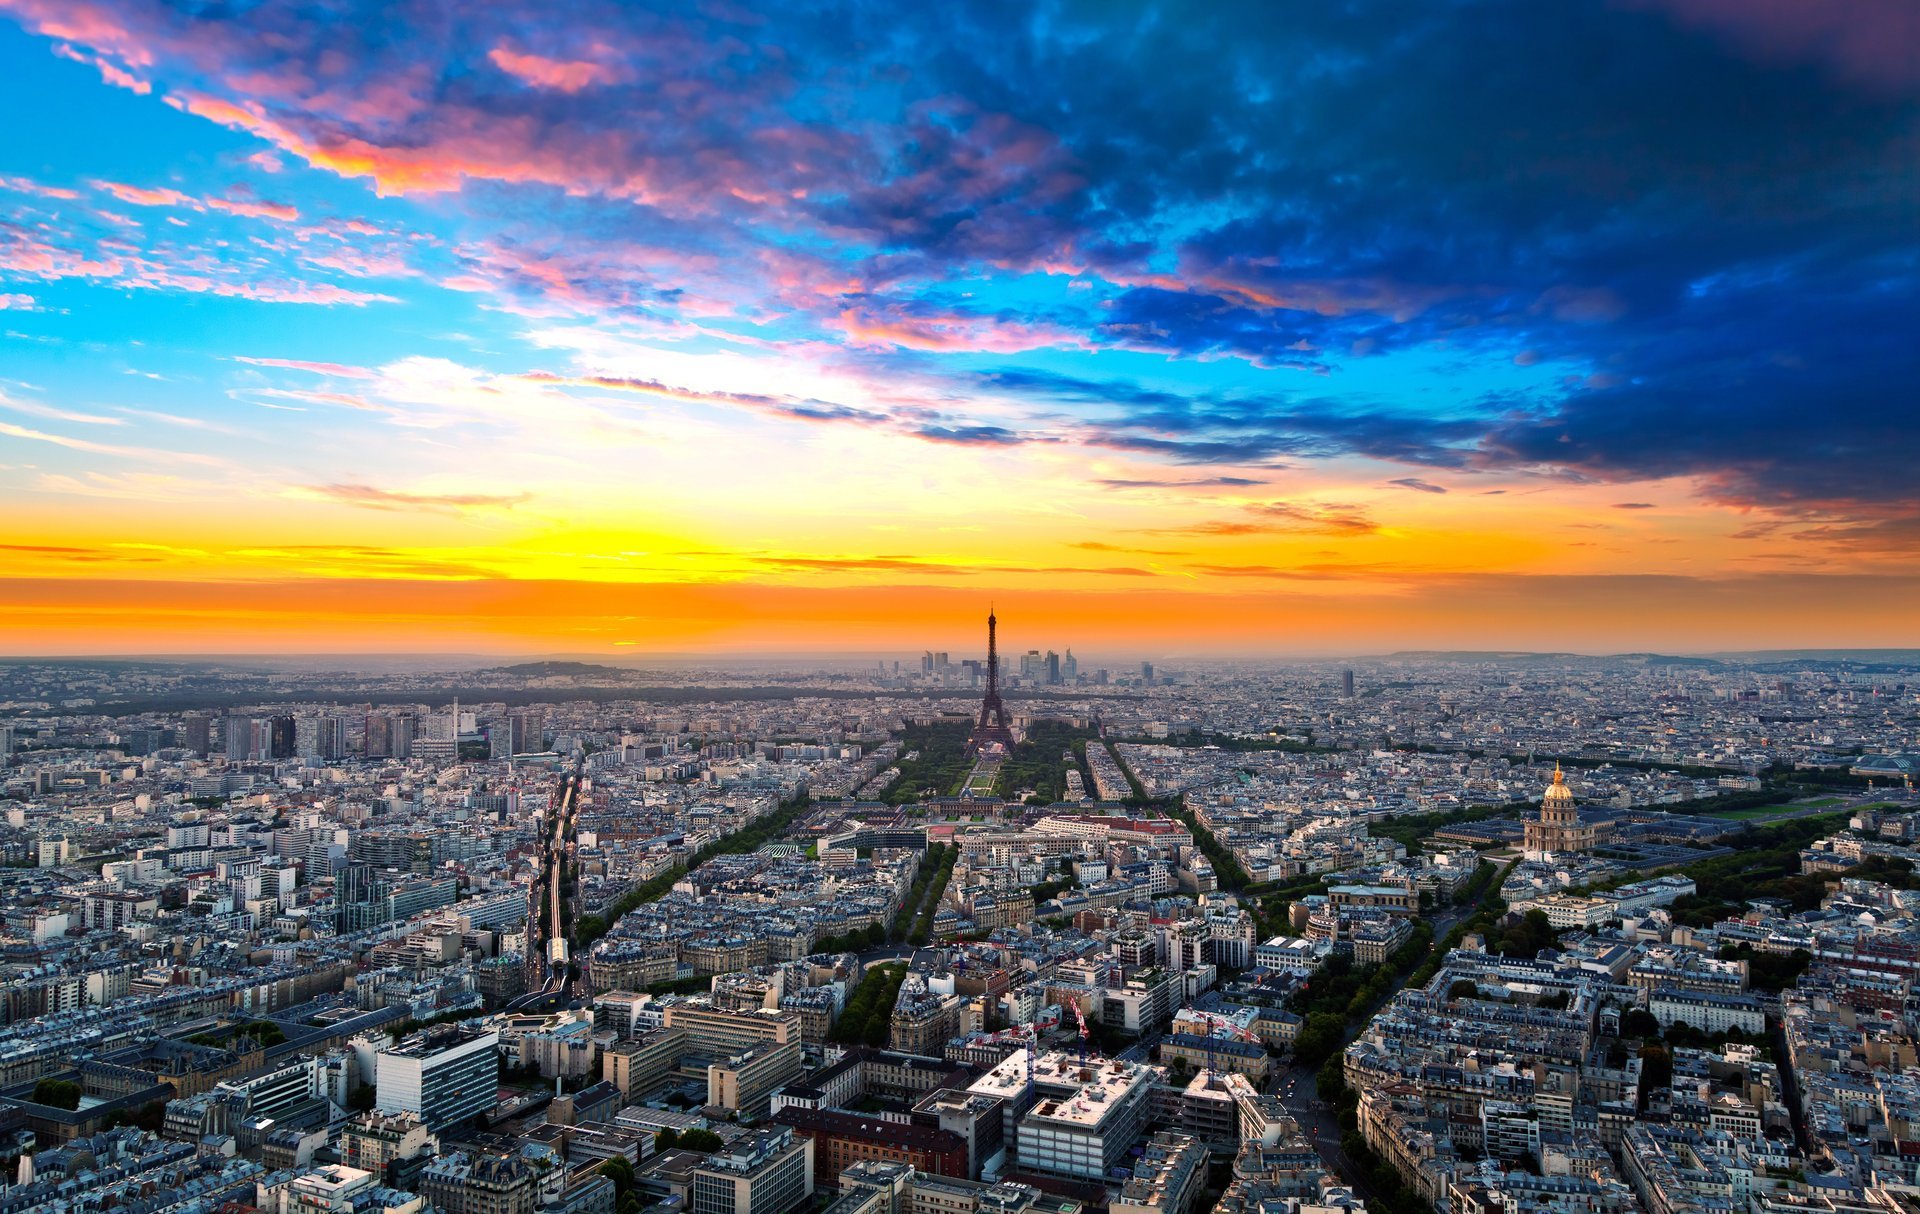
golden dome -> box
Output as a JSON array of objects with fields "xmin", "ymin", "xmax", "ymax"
[{"xmin": 1543, "ymin": 762, "xmax": 1576, "ymax": 808}]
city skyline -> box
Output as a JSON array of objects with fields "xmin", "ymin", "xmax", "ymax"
[{"xmin": 1, "ymin": 2, "xmax": 1915, "ymax": 654}]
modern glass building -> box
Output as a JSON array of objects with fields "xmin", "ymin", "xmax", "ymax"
[{"xmin": 375, "ymin": 1024, "xmax": 500, "ymax": 1131}]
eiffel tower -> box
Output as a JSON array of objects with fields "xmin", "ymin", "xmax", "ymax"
[{"xmin": 968, "ymin": 607, "xmax": 1016, "ymax": 754}]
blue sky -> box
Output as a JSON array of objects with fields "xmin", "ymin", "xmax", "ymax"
[{"xmin": 0, "ymin": 0, "xmax": 1915, "ymax": 653}]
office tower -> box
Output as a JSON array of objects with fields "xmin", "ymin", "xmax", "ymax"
[
  {"xmin": 689, "ymin": 1127, "xmax": 813, "ymax": 1214},
  {"xmin": 971, "ymin": 1050, "xmax": 1158, "ymax": 1179},
  {"xmin": 296, "ymin": 716, "xmax": 344, "ymax": 759},
  {"xmin": 1063, "ymin": 649, "xmax": 1077, "ymax": 684},
  {"xmin": 486, "ymin": 719, "xmax": 512, "ymax": 760},
  {"xmin": 510, "ymin": 713, "xmax": 538, "ymax": 755},
  {"xmin": 365, "ymin": 713, "xmax": 392, "ymax": 758},
  {"xmin": 1045, "ymin": 650, "xmax": 1061, "ymax": 685},
  {"xmin": 335, "ymin": 862, "xmax": 381, "ymax": 932},
  {"xmin": 922, "ymin": 651, "xmax": 935, "ymax": 674},
  {"xmin": 1343, "ymin": 669, "xmax": 1356, "ymax": 698},
  {"xmin": 269, "ymin": 714, "xmax": 296, "ymax": 759},
  {"xmin": 1021, "ymin": 649, "xmax": 1043, "ymax": 679},
  {"xmin": 223, "ymin": 716, "xmax": 258, "ymax": 760},
  {"xmin": 123, "ymin": 727, "xmax": 169, "ymax": 756},
  {"xmin": 1141, "ymin": 661, "xmax": 1154, "ymax": 682},
  {"xmin": 182, "ymin": 714, "xmax": 211, "ymax": 755},
  {"xmin": 375, "ymin": 1024, "xmax": 501, "ymax": 1131},
  {"xmin": 0, "ymin": 725, "xmax": 11, "ymax": 754},
  {"xmin": 933, "ymin": 651, "xmax": 949, "ymax": 674}
]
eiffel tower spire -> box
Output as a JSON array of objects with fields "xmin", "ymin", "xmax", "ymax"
[{"xmin": 969, "ymin": 606, "xmax": 1015, "ymax": 755}]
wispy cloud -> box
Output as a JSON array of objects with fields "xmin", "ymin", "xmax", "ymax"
[{"xmin": 294, "ymin": 483, "xmax": 534, "ymax": 514}]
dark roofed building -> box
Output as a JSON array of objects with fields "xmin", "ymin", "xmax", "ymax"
[{"xmin": 772, "ymin": 1105, "xmax": 968, "ymax": 1187}]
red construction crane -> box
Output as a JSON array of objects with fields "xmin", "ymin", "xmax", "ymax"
[{"xmin": 1179, "ymin": 1006, "xmax": 1260, "ymax": 1075}]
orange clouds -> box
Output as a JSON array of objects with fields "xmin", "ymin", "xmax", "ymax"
[{"xmin": 3, "ymin": 574, "xmax": 1918, "ymax": 657}]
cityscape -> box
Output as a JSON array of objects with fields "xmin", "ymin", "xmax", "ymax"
[
  {"xmin": 1, "ymin": 3, "xmax": 1916, "ymax": 1214},
  {"xmin": 0, "ymin": 617, "xmax": 1918, "ymax": 1214}
]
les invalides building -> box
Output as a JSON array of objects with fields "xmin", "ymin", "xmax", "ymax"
[{"xmin": 1523, "ymin": 763, "xmax": 1598, "ymax": 858}]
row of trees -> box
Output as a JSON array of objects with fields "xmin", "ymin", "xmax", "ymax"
[
  {"xmin": 831, "ymin": 962, "xmax": 907, "ymax": 1048},
  {"xmin": 891, "ymin": 845, "xmax": 951, "ymax": 941},
  {"xmin": 812, "ymin": 922, "xmax": 889, "ymax": 954},
  {"xmin": 577, "ymin": 794, "xmax": 814, "ymax": 947},
  {"xmin": 1158, "ymin": 800, "xmax": 1251, "ymax": 890},
  {"xmin": 1316, "ymin": 1059, "xmax": 1439, "ymax": 1214},
  {"xmin": 185, "ymin": 1019, "xmax": 286, "ymax": 1050},
  {"xmin": 909, "ymin": 845, "xmax": 959, "ymax": 944},
  {"xmin": 1297, "ymin": 862, "xmax": 1506, "ymax": 1066},
  {"xmin": 1292, "ymin": 920, "xmax": 1437, "ymax": 1065}
]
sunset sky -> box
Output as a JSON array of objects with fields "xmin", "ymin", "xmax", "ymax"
[{"xmin": 1, "ymin": 1, "xmax": 1915, "ymax": 656}]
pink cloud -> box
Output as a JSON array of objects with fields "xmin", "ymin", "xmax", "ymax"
[
  {"xmin": 1, "ymin": 0, "xmax": 156, "ymax": 68},
  {"xmin": 92, "ymin": 180, "xmax": 196, "ymax": 208},
  {"xmin": 122, "ymin": 268, "xmax": 397, "ymax": 305},
  {"xmin": 0, "ymin": 230, "xmax": 125, "ymax": 280},
  {"xmin": 488, "ymin": 46, "xmax": 625, "ymax": 93},
  {"xmin": 207, "ymin": 195, "xmax": 300, "ymax": 222},
  {"xmin": 300, "ymin": 483, "xmax": 532, "ymax": 512},
  {"xmin": 51, "ymin": 41, "xmax": 150, "ymax": 93},
  {"xmin": 0, "ymin": 175, "xmax": 81, "ymax": 201},
  {"xmin": 235, "ymin": 356, "xmax": 379, "ymax": 379},
  {"xmin": 833, "ymin": 307, "xmax": 1083, "ymax": 354},
  {"xmin": 1627, "ymin": 0, "xmax": 1920, "ymax": 95}
]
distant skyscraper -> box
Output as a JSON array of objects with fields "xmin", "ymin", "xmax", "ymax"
[
  {"xmin": 268, "ymin": 714, "xmax": 297, "ymax": 759},
  {"xmin": 1063, "ymin": 649, "xmax": 1077, "ymax": 684},
  {"xmin": 1046, "ymin": 650, "xmax": 1061, "ymax": 685},
  {"xmin": 921, "ymin": 651, "xmax": 934, "ymax": 675},
  {"xmin": 182, "ymin": 714, "xmax": 212, "ymax": 756},
  {"xmin": 365, "ymin": 713, "xmax": 392, "ymax": 758},
  {"xmin": 1021, "ymin": 649, "xmax": 1043, "ymax": 680},
  {"xmin": 296, "ymin": 715, "xmax": 345, "ymax": 759},
  {"xmin": 335, "ymin": 862, "xmax": 380, "ymax": 932},
  {"xmin": 223, "ymin": 716, "xmax": 258, "ymax": 760},
  {"xmin": 487, "ymin": 715, "xmax": 536, "ymax": 759},
  {"xmin": 512, "ymin": 713, "xmax": 539, "ymax": 754},
  {"xmin": 1342, "ymin": 669, "xmax": 1356, "ymax": 698},
  {"xmin": 366, "ymin": 712, "xmax": 416, "ymax": 759},
  {"xmin": 1140, "ymin": 661, "xmax": 1154, "ymax": 682}
]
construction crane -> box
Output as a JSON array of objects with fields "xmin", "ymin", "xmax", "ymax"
[
  {"xmin": 1179, "ymin": 1006, "xmax": 1260, "ymax": 1075},
  {"xmin": 1070, "ymin": 995, "xmax": 1092, "ymax": 1068}
]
